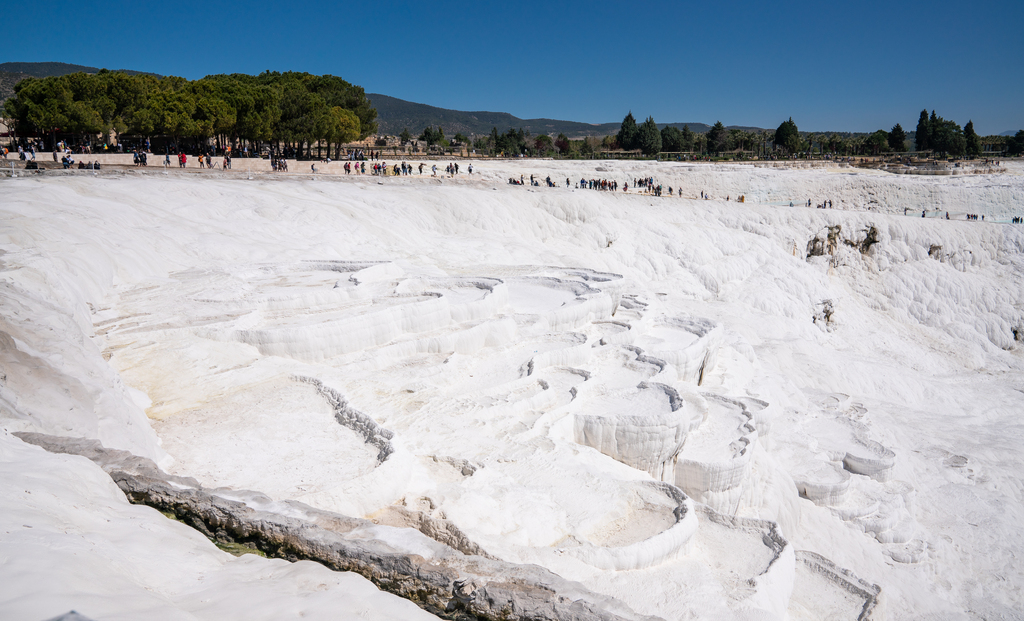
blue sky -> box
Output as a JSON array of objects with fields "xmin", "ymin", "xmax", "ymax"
[{"xmin": 6, "ymin": 0, "xmax": 1022, "ymax": 134}]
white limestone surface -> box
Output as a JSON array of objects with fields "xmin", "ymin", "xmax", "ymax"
[{"xmin": 2, "ymin": 159, "xmax": 1024, "ymax": 619}]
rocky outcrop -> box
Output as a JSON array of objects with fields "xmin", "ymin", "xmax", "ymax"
[
  {"xmin": 296, "ymin": 376, "xmax": 395, "ymax": 463},
  {"xmin": 15, "ymin": 432, "xmax": 663, "ymax": 621}
]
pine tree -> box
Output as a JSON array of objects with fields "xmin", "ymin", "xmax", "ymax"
[
  {"xmin": 888, "ymin": 123, "xmax": 907, "ymax": 152},
  {"xmin": 707, "ymin": 121, "xmax": 728, "ymax": 154},
  {"xmin": 617, "ymin": 112, "xmax": 639, "ymax": 151},
  {"xmin": 638, "ymin": 116, "xmax": 662, "ymax": 155},
  {"xmin": 928, "ymin": 110, "xmax": 939, "ymax": 150},
  {"xmin": 1007, "ymin": 130, "xmax": 1024, "ymax": 156},
  {"xmin": 660, "ymin": 126, "xmax": 684, "ymax": 152},
  {"xmin": 964, "ymin": 120, "xmax": 981, "ymax": 158},
  {"xmin": 681, "ymin": 125, "xmax": 695, "ymax": 152},
  {"xmin": 915, "ymin": 110, "xmax": 930, "ymax": 151},
  {"xmin": 774, "ymin": 117, "xmax": 799, "ymax": 154}
]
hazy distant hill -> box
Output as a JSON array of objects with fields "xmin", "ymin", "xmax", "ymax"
[
  {"xmin": 0, "ymin": 71, "xmax": 31, "ymax": 104},
  {"xmin": 0, "ymin": 61, "xmax": 160, "ymax": 78},
  {"xmin": 369, "ymin": 93, "xmax": 765, "ymax": 138}
]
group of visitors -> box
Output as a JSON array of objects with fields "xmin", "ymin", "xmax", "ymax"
[
  {"xmin": 633, "ymin": 177, "xmax": 657, "ymax": 191},
  {"xmin": 1012, "ymin": 216, "xmax": 1022, "ymax": 224},
  {"xmin": 965, "ymin": 213, "xmax": 984, "ymax": 221},
  {"xmin": 132, "ymin": 150, "xmax": 149, "ymax": 166},
  {"xmin": 270, "ymin": 157, "xmax": 289, "ymax": 172},
  {"xmin": 814, "ymin": 199, "xmax": 834, "ymax": 209},
  {"xmin": 579, "ymin": 178, "xmax": 619, "ymax": 191},
  {"xmin": 14, "ymin": 144, "xmax": 36, "ymax": 160}
]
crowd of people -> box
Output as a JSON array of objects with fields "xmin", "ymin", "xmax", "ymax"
[
  {"xmin": 576, "ymin": 177, "xmax": 617, "ymax": 191},
  {"xmin": 132, "ymin": 149, "xmax": 149, "ymax": 166}
]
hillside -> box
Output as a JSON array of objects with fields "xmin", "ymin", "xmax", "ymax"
[
  {"xmin": 369, "ymin": 92, "xmax": 766, "ymax": 138},
  {"xmin": 0, "ymin": 61, "xmax": 160, "ymax": 78},
  {"xmin": 0, "ymin": 71, "xmax": 31, "ymax": 104}
]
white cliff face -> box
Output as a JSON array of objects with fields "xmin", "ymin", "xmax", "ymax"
[{"xmin": 1, "ymin": 159, "xmax": 1023, "ymax": 620}]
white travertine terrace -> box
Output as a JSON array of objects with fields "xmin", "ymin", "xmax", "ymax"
[{"xmin": 3, "ymin": 159, "xmax": 1024, "ymax": 620}]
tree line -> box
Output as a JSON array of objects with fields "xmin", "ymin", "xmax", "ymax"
[
  {"xmin": 2, "ymin": 70, "xmax": 377, "ymax": 157},
  {"xmin": 589, "ymin": 110, "xmax": 1020, "ymax": 159}
]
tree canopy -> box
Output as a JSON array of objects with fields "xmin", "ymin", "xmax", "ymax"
[
  {"xmin": 419, "ymin": 125, "xmax": 444, "ymax": 145},
  {"xmin": 660, "ymin": 125, "xmax": 685, "ymax": 152},
  {"xmin": 888, "ymin": 123, "xmax": 907, "ymax": 152},
  {"xmin": 617, "ymin": 112, "xmax": 639, "ymax": 151},
  {"xmin": 3, "ymin": 70, "xmax": 377, "ymax": 152},
  {"xmin": 774, "ymin": 118, "xmax": 800, "ymax": 153},
  {"xmin": 1007, "ymin": 130, "xmax": 1024, "ymax": 156},
  {"xmin": 915, "ymin": 110, "xmax": 930, "ymax": 151},
  {"xmin": 707, "ymin": 121, "xmax": 728, "ymax": 154},
  {"xmin": 964, "ymin": 120, "xmax": 981, "ymax": 158},
  {"xmin": 866, "ymin": 130, "xmax": 889, "ymax": 154},
  {"xmin": 637, "ymin": 116, "xmax": 662, "ymax": 155}
]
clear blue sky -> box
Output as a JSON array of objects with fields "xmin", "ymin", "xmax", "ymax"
[{"xmin": 6, "ymin": 0, "xmax": 1023, "ymax": 135}]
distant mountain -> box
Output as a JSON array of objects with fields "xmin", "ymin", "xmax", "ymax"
[
  {"xmin": 0, "ymin": 61, "xmax": 160, "ymax": 78},
  {"xmin": 1000, "ymin": 130, "xmax": 1021, "ymax": 136},
  {"xmin": 369, "ymin": 93, "xmax": 764, "ymax": 138}
]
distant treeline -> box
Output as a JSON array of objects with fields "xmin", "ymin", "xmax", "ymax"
[
  {"xmin": 3, "ymin": 70, "xmax": 377, "ymax": 156},
  {"xmin": 913, "ymin": 110, "xmax": 1023, "ymax": 158},
  {"xmin": 469, "ymin": 112, "xmax": 1021, "ymax": 158}
]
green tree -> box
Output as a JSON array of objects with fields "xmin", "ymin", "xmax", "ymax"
[
  {"xmin": 304, "ymin": 73, "xmax": 377, "ymax": 139},
  {"xmin": 681, "ymin": 125, "xmax": 695, "ymax": 152},
  {"xmin": 535, "ymin": 134, "xmax": 554, "ymax": 153},
  {"xmin": 866, "ymin": 130, "xmax": 889, "ymax": 154},
  {"xmin": 327, "ymin": 106, "xmax": 360, "ymax": 158},
  {"xmin": 707, "ymin": 121, "xmax": 728, "ymax": 154},
  {"xmin": 399, "ymin": 127, "xmax": 412, "ymax": 144},
  {"xmin": 554, "ymin": 133, "xmax": 571, "ymax": 154},
  {"xmin": 915, "ymin": 109, "xmax": 930, "ymax": 151},
  {"xmin": 930, "ymin": 116, "xmax": 965, "ymax": 157},
  {"xmin": 888, "ymin": 123, "xmax": 907, "ymax": 152},
  {"xmin": 277, "ymin": 79, "xmax": 330, "ymax": 157},
  {"xmin": 964, "ymin": 120, "xmax": 981, "ymax": 158},
  {"xmin": 494, "ymin": 127, "xmax": 527, "ymax": 156},
  {"xmin": 637, "ymin": 116, "xmax": 662, "ymax": 155},
  {"xmin": 1006, "ymin": 130, "xmax": 1024, "ymax": 156},
  {"xmin": 660, "ymin": 126, "xmax": 684, "ymax": 152},
  {"xmin": 617, "ymin": 111, "xmax": 639, "ymax": 151},
  {"xmin": 420, "ymin": 125, "xmax": 444, "ymax": 145},
  {"xmin": 774, "ymin": 117, "xmax": 800, "ymax": 154}
]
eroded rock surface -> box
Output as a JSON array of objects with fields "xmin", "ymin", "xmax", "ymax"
[{"xmin": 15, "ymin": 432, "xmax": 662, "ymax": 621}]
